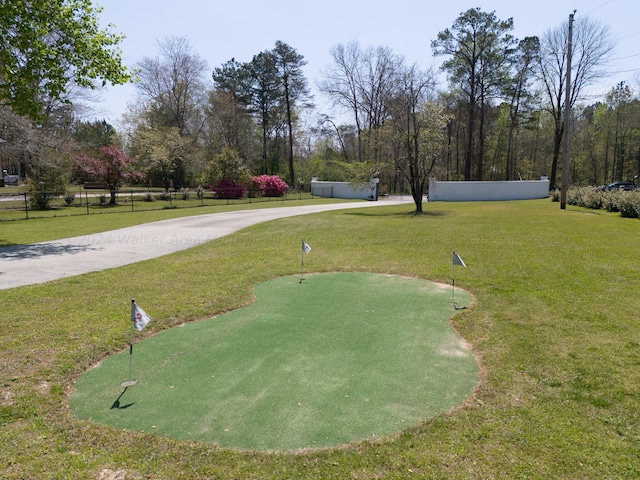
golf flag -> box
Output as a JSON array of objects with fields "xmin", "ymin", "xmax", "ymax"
[
  {"xmin": 453, "ymin": 251, "xmax": 466, "ymax": 268},
  {"xmin": 302, "ymin": 240, "xmax": 312, "ymax": 254},
  {"xmin": 132, "ymin": 302, "xmax": 151, "ymax": 331}
]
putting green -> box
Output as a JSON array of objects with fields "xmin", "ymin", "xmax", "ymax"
[{"xmin": 70, "ymin": 272, "xmax": 477, "ymax": 451}]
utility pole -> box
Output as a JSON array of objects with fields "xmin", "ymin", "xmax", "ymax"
[{"xmin": 560, "ymin": 11, "xmax": 576, "ymax": 210}]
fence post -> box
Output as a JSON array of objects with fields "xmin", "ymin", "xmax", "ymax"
[
  {"xmin": 131, "ymin": 190, "xmax": 134, "ymax": 212},
  {"xmin": 24, "ymin": 192, "xmax": 28, "ymax": 219}
]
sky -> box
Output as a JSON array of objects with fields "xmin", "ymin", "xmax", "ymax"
[{"xmin": 92, "ymin": 0, "xmax": 640, "ymax": 127}]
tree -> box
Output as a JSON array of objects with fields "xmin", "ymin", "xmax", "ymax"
[
  {"xmin": 0, "ymin": 0, "xmax": 130, "ymax": 119},
  {"xmin": 503, "ymin": 37, "xmax": 540, "ymax": 180},
  {"xmin": 203, "ymin": 90, "xmax": 258, "ymax": 167},
  {"xmin": 202, "ymin": 147, "xmax": 250, "ymax": 198},
  {"xmin": 318, "ymin": 42, "xmax": 400, "ymax": 164},
  {"xmin": 71, "ymin": 119, "xmax": 117, "ymax": 154},
  {"xmin": 248, "ymin": 51, "xmax": 282, "ymax": 175},
  {"xmin": 389, "ymin": 64, "xmax": 444, "ymax": 212},
  {"xmin": 27, "ymin": 160, "xmax": 69, "ymax": 210},
  {"xmin": 318, "ymin": 42, "xmax": 365, "ymax": 160},
  {"xmin": 605, "ymin": 82, "xmax": 634, "ymax": 182},
  {"xmin": 272, "ymin": 41, "xmax": 311, "ymax": 186},
  {"xmin": 432, "ymin": 8, "xmax": 516, "ymax": 180},
  {"xmin": 130, "ymin": 126, "xmax": 191, "ymax": 191},
  {"xmin": 136, "ymin": 37, "xmax": 208, "ymax": 136},
  {"xmin": 133, "ymin": 37, "xmax": 208, "ymax": 187},
  {"xmin": 76, "ymin": 145, "xmax": 143, "ymax": 204},
  {"xmin": 538, "ymin": 15, "xmax": 615, "ymax": 190}
]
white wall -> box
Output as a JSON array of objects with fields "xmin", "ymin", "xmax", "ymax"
[
  {"xmin": 310, "ymin": 178, "xmax": 378, "ymax": 200},
  {"xmin": 428, "ymin": 178, "xmax": 550, "ymax": 202}
]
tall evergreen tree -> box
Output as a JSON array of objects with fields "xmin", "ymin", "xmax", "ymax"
[
  {"xmin": 432, "ymin": 8, "xmax": 516, "ymax": 180},
  {"xmin": 272, "ymin": 41, "xmax": 311, "ymax": 186}
]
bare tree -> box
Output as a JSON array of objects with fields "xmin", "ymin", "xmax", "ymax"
[
  {"xmin": 318, "ymin": 42, "xmax": 364, "ymax": 160},
  {"xmin": 136, "ymin": 37, "xmax": 208, "ymax": 136},
  {"xmin": 318, "ymin": 41, "xmax": 400, "ymax": 163},
  {"xmin": 538, "ymin": 15, "xmax": 615, "ymax": 190}
]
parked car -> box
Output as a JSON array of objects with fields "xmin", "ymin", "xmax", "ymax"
[
  {"xmin": 599, "ymin": 181, "xmax": 637, "ymax": 191},
  {"xmin": 2, "ymin": 169, "xmax": 19, "ymax": 186}
]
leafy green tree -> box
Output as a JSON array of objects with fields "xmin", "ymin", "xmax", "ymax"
[
  {"xmin": 212, "ymin": 58, "xmax": 254, "ymax": 107},
  {"xmin": 71, "ymin": 119, "xmax": 117, "ymax": 154},
  {"xmin": 213, "ymin": 53, "xmax": 280, "ymax": 174},
  {"xmin": 0, "ymin": 0, "xmax": 130, "ymax": 119},
  {"xmin": 202, "ymin": 146, "xmax": 250, "ymax": 190},
  {"xmin": 27, "ymin": 161, "xmax": 68, "ymax": 210},
  {"xmin": 213, "ymin": 42, "xmax": 310, "ymax": 182},
  {"xmin": 203, "ymin": 90, "xmax": 258, "ymax": 167},
  {"xmin": 129, "ymin": 126, "xmax": 191, "ymax": 191}
]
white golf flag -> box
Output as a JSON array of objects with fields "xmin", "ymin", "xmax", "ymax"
[
  {"xmin": 302, "ymin": 240, "xmax": 311, "ymax": 254},
  {"xmin": 453, "ymin": 251, "xmax": 466, "ymax": 268},
  {"xmin": 132, "ymin": 303, "xmax": 152, "ymax": 331}
]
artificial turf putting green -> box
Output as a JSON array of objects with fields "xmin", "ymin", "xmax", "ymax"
[{"xmin": 70, "ymin": 272, "xmax": 477, "ymax": 451}]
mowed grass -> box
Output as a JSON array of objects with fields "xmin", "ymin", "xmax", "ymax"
[
  {"xmin": 70, "ymin": 272, "xmax": 476, "ymax": 451},
  {"xmin": 1, "ymin": 198, "xmax": 640, "ymax": 478}
]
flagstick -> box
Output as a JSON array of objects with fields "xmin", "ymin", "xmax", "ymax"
[
  {"xmin": 451, "ymin": 258, "xmax": 456, "ymax": 306},
  {"xmin": 300, "ymin": 239, "xmax": 305, "ymax": 283},
  {"xmin": 121, "ymin": 299, "xmax": 137, "ymax": 387}
]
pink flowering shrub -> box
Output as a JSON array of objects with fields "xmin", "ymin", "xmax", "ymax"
[
  {"xmin": 209, "ymin": 180, "xmax": 246, "ymax": 199},
  {"xmin": 251, "ymin": 175, "xmax": 289, "ymax": 197}
]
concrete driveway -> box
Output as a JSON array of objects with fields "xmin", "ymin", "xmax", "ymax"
[{"xmin": 0, "ymin": 198, "xmax": 412, "ymax": 290}]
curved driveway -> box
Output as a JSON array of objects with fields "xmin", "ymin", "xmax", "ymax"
[{"xmin": 0, "ymin": 198, "xmax": 412, "ymax": 290}]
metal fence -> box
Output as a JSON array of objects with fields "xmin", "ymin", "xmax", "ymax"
[{"xmin": 0, "ymin": 187, "xmax": 325, "ymax": 221}]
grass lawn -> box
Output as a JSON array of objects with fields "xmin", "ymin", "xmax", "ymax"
[{"xmin": 1, "ymin": 198, "xmax": 639, "ymax": 478}]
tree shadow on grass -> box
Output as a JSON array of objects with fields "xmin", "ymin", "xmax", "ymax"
[
  {"xmin": 0, "ymin": 242, "xmax": 101, "ymax": 260},
  {"xmin": 344, "ymin": 210, "xmax": 450, "ymax": 218}
]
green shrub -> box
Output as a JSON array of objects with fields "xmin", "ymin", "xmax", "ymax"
[
  {"xmin": 567, "ymin": 187, "xmax": 603, "ymax": 209},
  {"xmin": 617, "ymin": 192, "xmax": 640, "ymax": 218},
  {"xmin": 563, "ymin": 186, "xmax": 640, "ymax": 218},
  {"xmin": 602, "ymin": 191, "xmax": 623, "ymax": 212}
]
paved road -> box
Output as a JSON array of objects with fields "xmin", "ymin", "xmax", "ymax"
[{"xmin": 0, "ymin": 198, "xmax": 413, "ymax": 290}]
